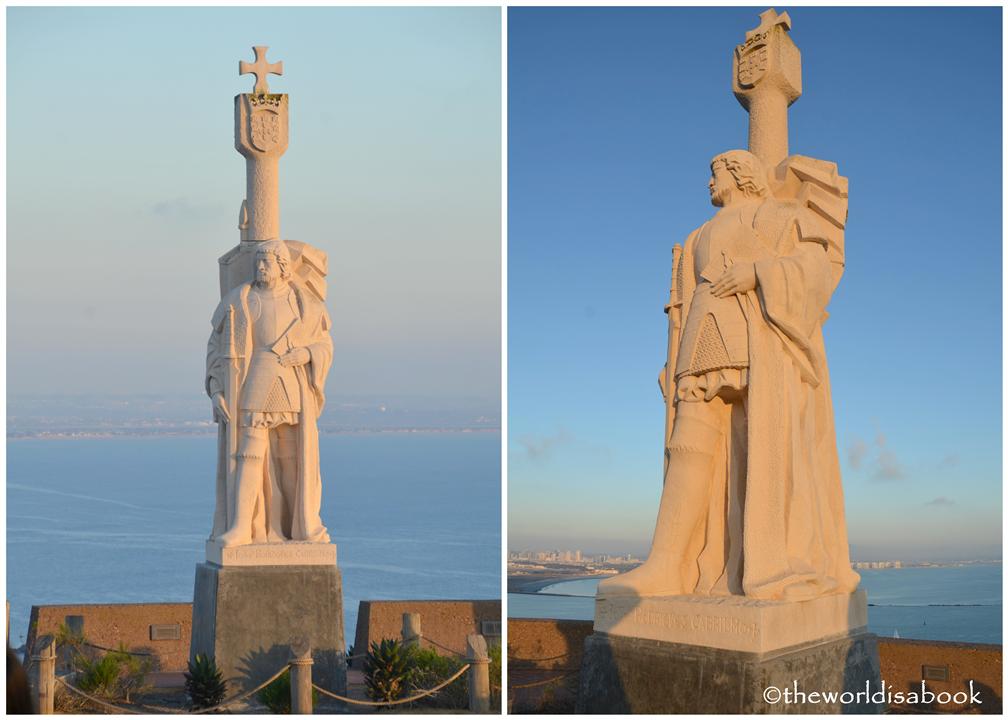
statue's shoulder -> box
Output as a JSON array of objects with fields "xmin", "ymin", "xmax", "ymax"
[
  {"xmin": 683, "ymin": 223, "xmax": 705, "ymax": 250},
  {"xmin": 211, "ymin": 283, "xmax": 251, "ymax": 328},
  {"xmin": 290, "ymin": 281, "xmax": 329, "ymax": 329}
]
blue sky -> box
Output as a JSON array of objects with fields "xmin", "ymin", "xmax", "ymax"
[
  {"xmin": 507, "ymin": 7, "xmax": 1002, "ymax": 561},
  {"xmin": 7, "ymin": 7, "xmax": 501, "ymax": 421}
]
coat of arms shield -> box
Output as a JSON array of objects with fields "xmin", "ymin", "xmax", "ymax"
[
  {"xmin": 250, "ymin": 110, "xmax": 281, "ymax": 152},
  {"xmin": 736, "ymin": 43, "xmax": 768, "ymax": 88}
]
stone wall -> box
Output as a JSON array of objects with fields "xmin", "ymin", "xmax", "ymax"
[
  {"xmin": 508, "ymin": 618, "xmax": 591, "ymax": 713},
  {"xmin": 877, "ymin": 637, "xmax": 1002, "ymax": 714},
  {"xmin": 27, "ymin": 603, "xmax": 193, "ymax": 672},
  {"xmin": 506, "ymin": 619, "xmax": 1002, "ymax": 714},
  {"xmin": 352, "ymin": 599, "xmax": 500, "ymax": 663}
]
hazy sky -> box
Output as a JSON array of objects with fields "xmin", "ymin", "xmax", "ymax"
[
  {"xmin": 7, "ymin": 7, "xmax": 501, "ymax": 418},
  {"xmin": 508, "ymin": 7, "xmax": 1002, "ymax": 560}
]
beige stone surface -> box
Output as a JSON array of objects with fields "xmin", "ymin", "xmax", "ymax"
[
  {"xmin": 205, "ymin": 540, "xmax": 337, "ymax": 567},
  {"xmin": 352, "ymin": 600, "xmax": 501, "ymax": 661},
  {"xmin": 26, "ymin": 603, "xmax": 192, "ymax": 672},
  {"xmin": 600, "ymin": 9, "xmax": 857, "ymax": 621},
  {"xmin": 594, "ymin": 590, "xmax": 867, "ymax": 654},
  {"xmin": 203, "ymin": 49, "xmax": 335, "ymax": 561},
  {"xmin": 732, "ymin": 9, "xmax": 801, "ymax": 168},
  {"xmin": 236, "ymin": 46, "xmax": 287, "ymax": 243}
]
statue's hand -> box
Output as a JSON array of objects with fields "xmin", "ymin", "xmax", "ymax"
[
  {"xmin": 280, "ymin": 347, "xmax": 311, "ymax": 367},
  {"xmin": 711, "ymin": 262, "xmax": 757, "ymax": 298},
  {"xmin": 212, "ymin": 392, "xmax": 231, "ymax": 424}
]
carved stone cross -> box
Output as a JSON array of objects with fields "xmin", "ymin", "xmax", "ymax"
[
  {"xmin": 745, "ymin": 8, "xmax": 791, "ymax": 42},
  {"xmin": 239, "ymin": 46, "xmax": 283, "ymax": 95},
  {"xmin": 733, "ymin": 8, "xmax": 801, "ymax": 168}
]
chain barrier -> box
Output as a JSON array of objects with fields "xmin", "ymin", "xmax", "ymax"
[
  {"xmin": 54, "ymin": 675, "xmax": 146, "ymax": 715},
  {"xmin": 312, "ymin": 663, "xmax": 471, "ymax": 707},
  {"xmin": 507, "ymin": 650, "xmax": 571, "ymax": 663},
  {"xmin": 509, "ymin": 672, "xmax": 577, "ymax": 691},
  {"xmin": 83, "ymin": 641, "xmax": 153, "ymax": 657},
  {"xmin": 422, "ymin": 637, "xmax": 467, "ymax": 657},
  {"xmin": 54, "ymin": 663, "xmax": 290, "ymax": 715},
  {"xmin": 55, "ymin": 658, "xmax": 473, "ymax": 713}
]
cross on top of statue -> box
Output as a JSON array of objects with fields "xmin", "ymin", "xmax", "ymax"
[
  {"xmin": 745, "ymin": 8, "xmax": 791, "ymax": 42},
  {"xmin": 239, "ymin": 46, "xmax": 283, "ymax": 95}
]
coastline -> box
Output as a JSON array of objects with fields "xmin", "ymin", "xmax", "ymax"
[
  {"xmin": 507, "ymin": 574, "xmax": 601, "ymax": 594},
  {"xmin": 8, "ymin": 427, "xmax": 502, "ymax": 441}
]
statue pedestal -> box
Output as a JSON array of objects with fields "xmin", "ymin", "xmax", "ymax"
[
  {"xmin": 577, "ymin": 591, "xmax": 882, "ymax": 713},
  {"xmin": 190, "ymin": 551, "xmax": 346, "ymax": 694}
]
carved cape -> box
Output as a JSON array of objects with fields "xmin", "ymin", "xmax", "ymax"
[{"xmin": 206, "ymin": 279, "xmax": 333, "ymax": 544}]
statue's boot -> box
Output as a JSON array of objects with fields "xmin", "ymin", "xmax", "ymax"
[
  {"xmin": 216, "ymin": 434, "xmax": 266, "ymax": 548},
  {"xmin": 598, "ymin": 414, "xmax": 721, "ymax": 597}
]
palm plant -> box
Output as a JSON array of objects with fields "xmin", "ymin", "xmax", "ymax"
[
  {"xmin": 184, "ymin": 654, "xmax": 226, "ymax": 709},
  {"xmin": 363, "ymin": 638, "xmax": 415, "ymax": 704}
]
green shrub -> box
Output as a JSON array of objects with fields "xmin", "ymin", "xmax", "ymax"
[
  {"xmin": 74, "ymin": 644, "xmax": 150, "ymax": 702},
  {"xmin": 76, "ymin": 653, "xmax": 122, "ymax": 696},
  {"xmin": 184, "ymin": 654, "xmax": 226, "ymax": 709},
  {"xmin": 363, "ymin": 639, "xmax": 415, "ymax": 705},
  {"xmin": 407, "ymin": 646, "xmax": 467, "ymax": 710},
  {"xmin": 256, "ymin": 669, "xmax": 318, "ymax": 714},
  {"xmin": 488, "ymin": 641, "xmax": 502, "ymax": 711}
]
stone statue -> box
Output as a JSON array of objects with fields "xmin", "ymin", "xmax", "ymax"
[
  {"xmin": 206, "ymin": 239, "xmax": 333, "ymax": 547},
  {"xmin": 600, "ymin": 9, "xmax": 858, "ymax": 603},
  {"xmin": 599, "ymin": 148, "xmax": 857, "ymax": 601},
  {"xmin": 190, "ymin": 46, "xmax": 345, "ymax": 698},
  {"xmin": 580, "ymin": 13, "xmax": 884, "ymax": 713},
  {"xmin": 202, "ymin": 47, "xmax": 333, "ymax": 550}
]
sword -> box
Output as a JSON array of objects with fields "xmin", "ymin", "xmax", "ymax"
[
  {"xmin": 662, "ymin": 244, "xmax": 684, "ymax": 481},
  {"xmin": 223, "ymin": 305, "xmax": 241, "ymax": 528}
]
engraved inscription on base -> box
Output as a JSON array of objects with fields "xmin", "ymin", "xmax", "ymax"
[
  {"xmin": 206, "ymin": 540, "xmax": 337, "ymax": 567},
  {"xmin": 594, "ymin": 590, "xmax": 868, "ymax": 655}
]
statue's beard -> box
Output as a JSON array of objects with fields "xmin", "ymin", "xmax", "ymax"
[{"xmin": 256, "ymin": 269, "xmax": 281, "ymax": 287}]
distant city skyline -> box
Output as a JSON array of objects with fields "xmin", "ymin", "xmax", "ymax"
[{"xmin": 508, "ymin": 7, "xmax": 1002, "ymax": 562}]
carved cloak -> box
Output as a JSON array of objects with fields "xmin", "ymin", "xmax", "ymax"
[
  {"xmin": 675, "ymin": 193, "xmax": 860, "ymax": 600},
  {"xmin": 206, "ymin": 280, "xmax": 332, "ymax": 544}
]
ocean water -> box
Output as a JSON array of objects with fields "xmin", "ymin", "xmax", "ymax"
[
  {"xmin": 508, "ymin": 565, "xmax": 1002, "ymax": 645},
  {"xmin": 6, "ymin": 433, "xmax": 501, "ymax": 650}
]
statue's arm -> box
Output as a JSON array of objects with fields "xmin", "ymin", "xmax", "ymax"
[
  {"xmin": 205, "ymin": 307, "xmax": 233, "ymax": 423},
  {"xmin": 752, "ymin": 215, "xmax": 833, "ymax": 343},
  {"xmin": 305, "ymin": 307, "xmax": 334, "ymax": 379},
  {"xmin": 205, "ymin": 311, "xmax": 225, "ymax": 399}
]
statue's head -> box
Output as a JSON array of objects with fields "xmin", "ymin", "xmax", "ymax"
[
  {"xmin": 254, "ymin": 239, "xmax": 293, "ymax": 288},
  {"xmin": 709, "ymin": 150, "xmax": 768, "ymax": 207}
]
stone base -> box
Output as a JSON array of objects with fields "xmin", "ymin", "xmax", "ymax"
[
  {"xmin": 190, "ymin": 562, "xmax": 346, "ymax": 694},
  {"xmin": 594, "ymin": 590, "xmax": 868, "ymax": 654},
  {"xmin": 577, "ymin": 631, "xmax": 884, "ymax": 714},
  {"xmin": 205, "ymin": 540, "xmax": 337, "ymax": 567}
]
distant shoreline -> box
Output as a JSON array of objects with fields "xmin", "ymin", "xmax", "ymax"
[
  {"xmin": 8, "ymin": 427, "xmax": 501, "ymax": 440},
  {"xmin": 508, "ymin": 574, "xmax": 602, "ymax": 594}
]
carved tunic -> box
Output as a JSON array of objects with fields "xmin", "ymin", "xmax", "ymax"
[
  {"xmin": 240, "ymin": 285, "xmax": 302, "ymax": 427},
  {"xmin": 674, "ymin": 207, "xmax": 760, "ymax": 383}
]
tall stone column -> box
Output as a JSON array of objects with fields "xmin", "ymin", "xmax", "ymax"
[
  {"xmin": 218, "ymin": 47, "xmax": 308, "ymax": 297},
  {"xmin": 732, "ymin": 9, "xmax": 801, "ymax": 168},
  {"xmin": 234, "ymin": 92, "xmax": 288, "ymax": 242}
]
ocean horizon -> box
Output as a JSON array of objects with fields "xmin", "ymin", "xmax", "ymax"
[{"xmin": 7, "ymin": 433, "xmax": 501, "ymax": 650}]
